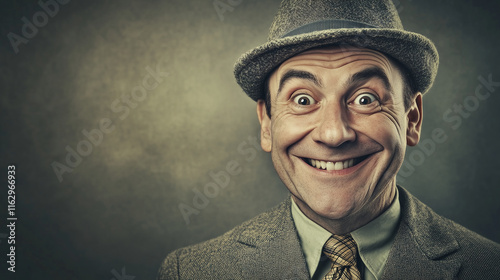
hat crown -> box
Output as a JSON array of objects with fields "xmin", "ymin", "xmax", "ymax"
[{"xmin": 269, "ymin": 0, "xmax": 404, "ymax": 40}]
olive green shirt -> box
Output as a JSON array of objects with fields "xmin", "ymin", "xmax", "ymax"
[{"xmin": 291, "ymin": 190, "xmax": 401, "ymax": 280}]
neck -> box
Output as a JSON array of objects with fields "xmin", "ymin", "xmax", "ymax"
[{"xmin": 293, "ymin": 184, "xmax": 397, "ymax": 235}]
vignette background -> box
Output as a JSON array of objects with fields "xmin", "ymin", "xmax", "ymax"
[{"xmin": 1, "ymin": 0, "xmax": 499, "ymax": 278}]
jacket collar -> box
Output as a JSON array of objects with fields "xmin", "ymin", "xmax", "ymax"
[{"xmin": 381, "ymin": 186, "xmax": 461, "ymax": 279}]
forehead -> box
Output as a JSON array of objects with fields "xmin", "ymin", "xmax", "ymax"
[
  {"xmin": 280, "ymin": 47, "xmax": 393, "ymax": 69},
  {"xmin": 268, "ymin": 46, "xmax": 403, "ymax": 94}
]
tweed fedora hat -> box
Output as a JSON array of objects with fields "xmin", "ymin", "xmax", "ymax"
[{"xmin": 234, "ymin": 0, "xmax": 439, "ymax": 101}]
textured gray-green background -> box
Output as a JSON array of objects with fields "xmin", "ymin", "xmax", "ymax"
[{"xmin": 1, "ymin": 0, "xmax": 499, "ymax": 279}]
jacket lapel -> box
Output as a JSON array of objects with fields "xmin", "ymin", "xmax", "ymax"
[
  {"xmin": 236, "ymin": 198, "xmax": 310, "ymax": 279},
  {"xmin": 381, "ymin": 187, "xmax": 461, "ymax": 279},
  {"xmin": 231, "ymin": 188, "xmax": 462, "ymax": 279}
]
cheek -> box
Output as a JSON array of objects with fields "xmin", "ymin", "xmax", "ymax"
[
  {"xmin": 272, "ymin": 112, "xmax": 316, "ymax": 148},
  {"xmin": 352, "ymin": 113, "xmax": 405, "ymax": 150}
]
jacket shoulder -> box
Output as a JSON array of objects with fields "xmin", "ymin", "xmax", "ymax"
[
  {"xmin": 157, "ymin": 199, "xmax": 291, "ymax": 280},
  {"xmin": 447, "ymin": 219, "xmax": 500, "ymax": 278},
  {"xmin": 157, "ymin": 229, "xmax": 241, "ymax": 280},
  {"xmin": 398, "ymin": 187, "xmax": 500, "ymax": 278}
]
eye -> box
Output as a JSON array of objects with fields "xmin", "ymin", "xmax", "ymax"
[
  {"xmin": 348, "ymin": 91, "xmax": 381, "ymax": 114},
  {"xmin": 353, "ymin": 93, "xmax": 378, "ymax": 105},
  {"xmin": 293, "ymin": 94, "xmax": 316, "ymax": 106}
]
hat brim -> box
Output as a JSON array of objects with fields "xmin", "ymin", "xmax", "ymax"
[{"xmin": 234, "ymin": 28, "xmax": 439, "ymax": 101}]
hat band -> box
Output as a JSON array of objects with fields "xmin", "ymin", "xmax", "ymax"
[{"xmin": 281, "ymin": 19, "xmax": 377, "ymax": 38}]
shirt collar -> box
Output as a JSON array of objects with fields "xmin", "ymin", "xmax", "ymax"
[
  {"xmin": 290, "ymin": 198, "xmax": 331, "ymax": 277},
  {"xmin": 291, "ymin": 190, "xmax": 401, "ymax": 279}
]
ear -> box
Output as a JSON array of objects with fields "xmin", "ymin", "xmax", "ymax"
[
  {"xmin": 257, "ymin": 100, "xmax": 272, "ymax": 152},
  {"xmin": 406, "ymin": 93, "xmax": 423, "ymax": 146}
]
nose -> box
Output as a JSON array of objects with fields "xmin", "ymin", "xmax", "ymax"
[{"xmin": 311, "ymin": 101, "xmax": 356, "ymax": 147}]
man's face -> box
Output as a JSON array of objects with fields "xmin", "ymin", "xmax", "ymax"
[{"xmin": 257, "ymin": 47, "xmax": 422, "ymax": 232}]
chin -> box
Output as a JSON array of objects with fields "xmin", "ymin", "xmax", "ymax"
[
  {"xmin": 313, "ymin": 202, "xmax": 357, "ymax": 221},
  {"xmin": 299, "ymin": 193, "xmax": 359, "ymax": 221}
]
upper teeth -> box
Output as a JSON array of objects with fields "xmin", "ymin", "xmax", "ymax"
[{"xmin": 309, "ymin": 158, "xmax": 354, "ymax": 171}]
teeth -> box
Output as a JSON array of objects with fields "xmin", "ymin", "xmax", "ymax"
[
  {"xmin": 308, "ymin": 158, "xmax": 356, "ymax": 171},
  {"xmin": 334, "ymin": 162, "xmax": 343, "ymax": 170},
  {"xmin": 326, "ymin": 162, "xmax": 334, "ymax": 171}
]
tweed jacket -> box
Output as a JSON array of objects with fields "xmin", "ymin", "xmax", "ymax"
[{"xmin": 158, "ymin": 187, "xmax": 500, "ymax": 279}]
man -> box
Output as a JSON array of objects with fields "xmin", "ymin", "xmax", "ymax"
[{"xmin": 158, "ymin": 0, "xmax": 500, "ymax": 279}]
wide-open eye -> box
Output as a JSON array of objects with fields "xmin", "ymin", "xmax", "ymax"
[
  {"xmin": 293, "ymin": 94, "xmax": 316, "ymax": 106},
  {"xmin": 353, "ymin": 93, "xmax": 377, "ymax": 105},
  {"xmin": 348, "ymin": 92, "xmax": 381, "ymax": 114}
]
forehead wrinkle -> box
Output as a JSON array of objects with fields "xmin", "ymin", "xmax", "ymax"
[
  {"xmin": 281, "ymin": 52, "xmax": 393, "ymax": 72},
  {"xmin": 300, "ymin": 47, "xmax": 389, "ymax": 60}
]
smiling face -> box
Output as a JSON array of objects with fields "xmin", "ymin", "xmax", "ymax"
[{"xmin": 257, "ymin": 46, "xmax": 423, "ymax": 234}]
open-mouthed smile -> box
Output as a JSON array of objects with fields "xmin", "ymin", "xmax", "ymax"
[{"xmin": 303, "ymin": 155, "xmax": 369, "ymax": 171}]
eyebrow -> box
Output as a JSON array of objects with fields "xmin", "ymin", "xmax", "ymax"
[
  {"xmin": 277, "ymin": 69, "xmax": 322, "ymax": 95},
  {"xmin": 347, "ymin": 67, "xmax": 392, "ymax": 93},
  {"xmin": 276, "ymin": 66, "xmax": 392, "ymax": 96}
]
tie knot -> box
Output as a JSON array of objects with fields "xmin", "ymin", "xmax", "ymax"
[{"xmin": 322, "ymin": 235, "xmax": 358, "ymax": 267}]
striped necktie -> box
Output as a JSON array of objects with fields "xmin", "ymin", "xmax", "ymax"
[{"xmin": 322, "ymin": 234, "xmax": 362, "ymax": 280}]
